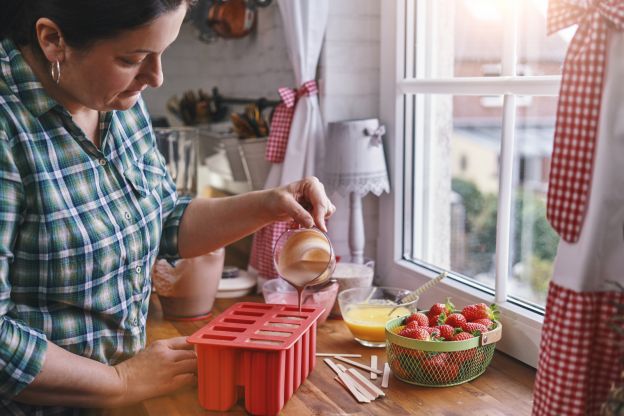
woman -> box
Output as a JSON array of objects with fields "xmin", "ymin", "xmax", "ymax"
[{"xmin": 0, "ymin": 1, "xmax": 335, "ymax": 414}]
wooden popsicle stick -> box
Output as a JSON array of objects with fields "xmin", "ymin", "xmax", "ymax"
[
  {"xmin": 316, "ymin": 353, "xmax": 362, "ymax": 358},
  {"xmin": 348, "ymin": 368, "xmax": 386, "ymax": 398},
  {"xmin": 370, "ymin": 355, "xmax": 378, "ymax": 380},
  {"xmin": 381, "ymin": 363, "xmax": 391, "ymax": 388},
  {"xmin": 337, "ymin": 364, "xmax": 347, "ymax": 372},
  {"xmin": 334, "ymin": 356, "xmax": 383, "ymax": 375},
  {"xmin": 324, "ymin": 358, "xmax": 343, "ymax": 375},
  {"xmin": 334, "ymin": 376, "xmax": 372, "ymax": 403},
  {"xmin": 336, "ymin": 375, "xmax": 375, "ymax": 402},
  {"xmin": 324, "ymin": 358, "xmax": 371, "ymax": 403}
]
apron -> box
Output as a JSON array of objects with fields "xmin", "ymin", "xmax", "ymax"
[{"xmin": 533, "ymin": 32, "xmax": 624, "ymax": 416}]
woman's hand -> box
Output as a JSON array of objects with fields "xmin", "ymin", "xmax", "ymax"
[
  {"xmin": 265, "ymin": 176, "xmax": 336, "ymax": 232},
  {"xmin": 113, "ymin": 336, "xmax": 197, "ymax": 405}
]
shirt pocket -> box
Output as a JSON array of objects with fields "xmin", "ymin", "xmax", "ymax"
[{"xmin": 123, "ymin": 151, "xmax": 167, "ymax": 198}]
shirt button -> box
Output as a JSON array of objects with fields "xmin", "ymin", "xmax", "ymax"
[
  {"xmin": 98, "ymin": 158, "xmax": 107, "ymax": 166},
  {"xmin": 135, "ymin": 266, "xmax": 142, "ymax": 274},
  {"xmin": 124, "ymin": 212, "xmax": 131, "ymax": 220}
]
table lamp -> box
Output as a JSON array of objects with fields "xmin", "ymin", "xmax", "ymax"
[{"xmin": 324, "ymin": 118, "xmax": 390, "ymax": 264}]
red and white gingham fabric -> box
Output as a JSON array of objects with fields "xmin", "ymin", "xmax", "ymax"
[
  {"xmin": 533, "ymin": 282, "xmax": 624, "ymax": 415},
  {"xmin": 250, "ymin": 80, "xmax": 319, "ymax": 278},
  {"xmin": 265, "ymin": 80, "xmax": 318, "ymax": 163},
  {"xmin": 546, "ymin": 0, "xmax": 624, "ymax": 243}
]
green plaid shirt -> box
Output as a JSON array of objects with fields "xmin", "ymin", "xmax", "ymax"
[{"xmin": 0, "ymin": 39, "xmax": 191, "ymax": 415}]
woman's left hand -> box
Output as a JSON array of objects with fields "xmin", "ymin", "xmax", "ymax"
[{"xmin": 266, "ymin": 176, "xmax": 336, "ymax": 232}]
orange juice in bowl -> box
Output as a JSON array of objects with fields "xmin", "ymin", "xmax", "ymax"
[{"xmin": 338, "ymin": 287, "xmax": 416, "ymax": 347}]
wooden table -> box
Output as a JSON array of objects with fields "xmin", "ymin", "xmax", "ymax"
[{"xmin": 113, "ymin": 294, "xmax": 535, "ymax": 415}]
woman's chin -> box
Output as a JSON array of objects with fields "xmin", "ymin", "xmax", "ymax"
[{"xmin": 109, "ymin": 93, "xmax": 142, "ymax": 110}]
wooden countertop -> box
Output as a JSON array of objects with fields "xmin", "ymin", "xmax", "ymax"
[{"xmin": 111, "ymin": 294, "xmax": 535, "ymax": 415}]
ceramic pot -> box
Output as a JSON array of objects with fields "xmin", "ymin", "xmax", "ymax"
[{"xmin": 153, "ymin": 248, "xmax": 225, "ymax": 320}]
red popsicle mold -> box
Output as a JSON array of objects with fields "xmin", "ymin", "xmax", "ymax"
[{"xmin": 187, "ymin": 302, "xmax": 324, "ymax": 415}]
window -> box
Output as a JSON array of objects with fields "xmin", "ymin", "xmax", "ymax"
[{"xmin": 379, "ymin": 0, "xmax": 571, "ymax": 366}]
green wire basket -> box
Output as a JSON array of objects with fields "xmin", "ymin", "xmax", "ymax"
[{"xmin": 385, "ymin": 315, "xmax": 503, "ymax": 387}]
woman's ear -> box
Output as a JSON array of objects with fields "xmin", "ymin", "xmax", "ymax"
[{"xmin": 34, "ymin": 17, "xmax": 66, "ymax": 63}]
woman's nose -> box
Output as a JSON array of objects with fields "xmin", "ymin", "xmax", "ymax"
[{"xmin": 140, "ymin": 55, "xmax": 164, "ymax": 88}]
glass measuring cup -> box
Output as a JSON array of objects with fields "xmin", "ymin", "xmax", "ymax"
[{"xmin": 273, "ymin": 227, "xmax": 336, "ymax": 310}]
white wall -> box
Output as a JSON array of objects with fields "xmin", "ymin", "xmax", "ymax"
[
  {"xmin": 143, "ymin": 1, "xmax": 383, "ymax": 263},
  {"xmin": 143, "ymin": 3, "xmax": 294, "ymax": 121}
]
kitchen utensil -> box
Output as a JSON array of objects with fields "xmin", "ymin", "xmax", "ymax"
[
  {"xmin": 207, "ymin": 0, "xmax": 256, "ymax": 39},
  {"xmin": 262, "ymin": 278, "xmax": 338, "ymax": 324},
  {"xmin": 187, "ymin": 302, "xmax": 324, "ymax": 414},
  {"xmin": 386, "ymin": 271, "xmax": 447, "ymax": 316}
]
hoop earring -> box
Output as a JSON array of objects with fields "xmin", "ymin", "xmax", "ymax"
[{"xmin": 50, "ymin": 60, "xmax": 61, "ymax": 84}]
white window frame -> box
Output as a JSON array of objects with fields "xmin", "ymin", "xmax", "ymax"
[{"xmin": 378, "ymin": 0, "xmax": 562, "ymax": 367}]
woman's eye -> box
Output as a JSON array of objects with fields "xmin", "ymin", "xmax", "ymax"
[{"xmin": 120, "ymin": 58, "xmax": 144, "ymax": 67}]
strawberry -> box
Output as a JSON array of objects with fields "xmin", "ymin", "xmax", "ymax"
[
  {"xmin": 435, "ymin": 324, "xmax": 458, "ymax": 341},
  {"xmin": 405, "ymin": 312, "xmax": 429, "ymax": 327},
  {"xmin": 450, "ymin": 332, "xmax": 477, "ymax": 362},
  {"xmin": 462, "ymin": 322, "xmax": 489, "ymax": 335},
  {"xmin": 398, "ymin": 327, "xmax": 431, "ymax": 341},
  {"xmin": 441, "ymin": 313, "xmax": 467, "ymax": 328},
  {"xmin": 461, "ymin": 303, "xmax": 499, "ymax": 322},
  {"xmin": 421, "ymin": 354, "xmax": 460, "ymax": 383},
  {"xmin": 451, "ymin": 331, "xmax": 474, "ymax": 341},
  {"xmin": 405, "ymin": 321, "xmax": 420, "ymax": 330},
  {"xmin": 473, "ymin": 318, "xmax": 495, "ymax": 329},
  {"xmin": 427, "ymin": 298, "xmax": 454, "ymax": 320},
  {"xmin": 423, "ymin": 326, "xmax": 441, "ymax": 339},
  {"xmin": 428, "ymin": 313, "xmax": 442, "ymax": 327}
]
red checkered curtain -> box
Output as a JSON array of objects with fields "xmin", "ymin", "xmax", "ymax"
[
  {"xmin": 534, "ymin": 2, "xmax": 624, "ymax": 415},
  {"xmin": 248, "ymin": 0, "xmax": 329, "ymax": 283},
  {"xmin": 546, "ymin": 0, "xmax": 624, "ymax": 243}
]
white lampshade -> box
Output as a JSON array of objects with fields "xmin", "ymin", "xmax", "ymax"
[{"xmin": 324, "ymin": 118, "xmax": 390, "ymax": 197}]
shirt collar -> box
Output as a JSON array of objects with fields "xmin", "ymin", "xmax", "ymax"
[{"xmin": 0, "ymin": 38, "xmax": 60, "ymax": 118}]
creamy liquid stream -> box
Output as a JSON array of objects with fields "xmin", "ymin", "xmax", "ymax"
[{"xmin": 277, "ymin": 230, "xmax": 332, "ymax": 311}]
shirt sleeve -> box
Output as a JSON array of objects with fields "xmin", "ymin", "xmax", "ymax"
[
  {"xmin": 0, "ymin": 132, "xmax": 48, "ymax": 399},
  {"xmin": 158, "ymin": 170, "xmax": 192, "ymax": 260}
]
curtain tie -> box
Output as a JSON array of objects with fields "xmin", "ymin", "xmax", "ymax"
[
  {"xmin": 265, "ymin": 80, "xmax": 318, "ymax": 163},
  {"xmin": 546, "ymin": 0, "xmax": 624, "ymax": 243},
  {"xmin": 364, "ymin": 125, "xmax": 386, "ymax": 146}
]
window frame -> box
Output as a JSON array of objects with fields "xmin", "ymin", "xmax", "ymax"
[{"xmin": 378, "ymin": 0, "xmax": 562, "ymax": 367}]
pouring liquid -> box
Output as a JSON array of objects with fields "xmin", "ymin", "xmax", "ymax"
[{"xmin": 276, "ymin": 230, "xmax": 333, "ymax": 311}]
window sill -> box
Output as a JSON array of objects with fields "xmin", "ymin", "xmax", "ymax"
[{"xmin": 379, "ymin": 258, "xmax": 543, "ymax": 368}]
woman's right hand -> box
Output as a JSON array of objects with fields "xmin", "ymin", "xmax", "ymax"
[{"xmin": 113, "ymin": 336, "xmax": 197, "ymax": 405}]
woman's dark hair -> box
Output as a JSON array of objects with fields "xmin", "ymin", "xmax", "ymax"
[{"xmin": 1, "ymin": 0, "xmax": 195, "ymax": 50}]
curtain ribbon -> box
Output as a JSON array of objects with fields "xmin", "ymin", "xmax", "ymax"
[
  {"xmin": 546, "ymin": 0, "xmax": 624, "ymax": 242},
  {"xmin": 265, "ymin": 80, "xmax": 318, "ymax": 163}
]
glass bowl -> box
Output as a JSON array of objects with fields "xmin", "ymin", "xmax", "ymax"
[
  {"xmin": 338, "ymin": 286, "xmax": 417, "ymax": 347},
  {"xmin": 262, "ymin": 278, "xmax": 339, "ymax": 325}
]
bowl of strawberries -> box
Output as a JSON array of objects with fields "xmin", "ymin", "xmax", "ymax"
[{"xmin": 385, "ymin": 299, "xmax": 502, "ymax": 387}]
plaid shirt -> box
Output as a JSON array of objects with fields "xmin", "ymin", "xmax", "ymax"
[{"xmin": 0, "ymin": 39, "xmax": 191, "ymax": 415}]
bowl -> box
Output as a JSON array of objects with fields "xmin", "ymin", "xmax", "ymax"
[
  {"xmin": 338, "ymin": 286, "xmax": 417, "ymax": 347},
  {"xmin": 153, "ymin": 248, "xmax": 225, "ymax": 320},
  {"xmin": 329, "ymin": 258, "xmax": 375, "ymax": 317},
  {"xmin": 385, "ymin": 315, "xmax": 502, "ymax": 386},
  {"xmin": 262, "ymin": 278, "xmax": 338, "ymax": 325}
]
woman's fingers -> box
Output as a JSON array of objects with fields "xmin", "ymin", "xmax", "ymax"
[
  {"xmin": 166, "ymin": 336, "xmax": 194, "ymax": 350},
  {"xmin": 174, "ymin": 358, "xmax": 198, "ymax": 374},
  {"xmin": 304, "ymin": 178, "xmax": 334, "ymax": 232},
  {"xmin": 171, "ymin": 349, "xmax": 197, "ymax": 362}
]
